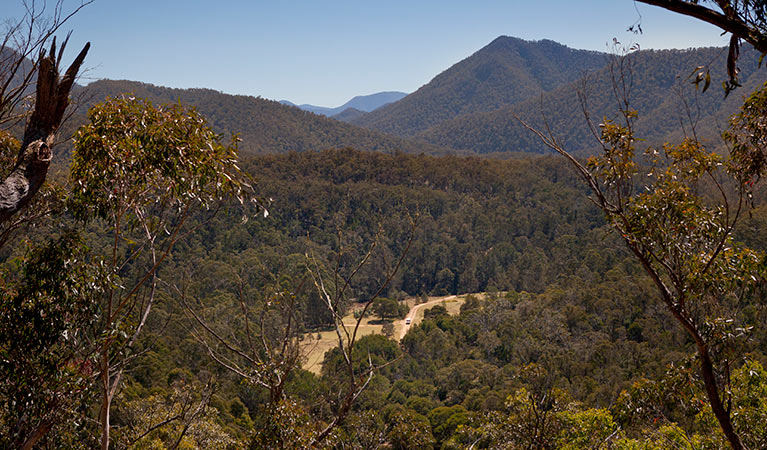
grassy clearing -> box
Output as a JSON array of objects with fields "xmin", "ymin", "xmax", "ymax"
[
  {"xmin": 301, "ymin": 294, "xmax": 482, "ymax": 375},
  {"xmin": 301, "ymin": 316, "xmax": 382, "ymax": 375}
]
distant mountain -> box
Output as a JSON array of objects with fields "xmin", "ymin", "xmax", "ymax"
[
  {"xmin": 278, "ymin": 100, "xmax": 335, "ymax": 116},
  {"xmin": 63, "ymin": 81, "xmax": 454, "ymax": 156},
  {"xmin": 349, "ymin": 36, "xmax": 608, "ymax": 136},
  {"xmin": 341, "ymin": 91, "xmax": 408, "ymax": 112},
  {"xmin": 415, "ymin": 46, "xmax": 767, "ymax": 155},
  {"xmin": 280, "ymin": 91, "xmax": 407, "ymax": 117}
]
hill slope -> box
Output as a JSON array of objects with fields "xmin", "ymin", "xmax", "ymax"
[
  {"xmin": 349, "ymin": 36, "xmax": 607, "ymax": 136},
  {"xmin": 68, "ymin": 81, "xmax": 451, "ymax": 156}
]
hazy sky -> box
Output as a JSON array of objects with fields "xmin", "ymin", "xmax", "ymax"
[{"xmin": 5, "ymin": 0, "xmax": 730, "ymax": 107}]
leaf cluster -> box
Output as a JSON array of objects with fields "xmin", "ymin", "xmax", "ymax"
[{"xmin": 69, "ymin": 95, "xmax": 259, "ymax": 222}]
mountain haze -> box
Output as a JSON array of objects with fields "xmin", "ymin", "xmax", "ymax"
[
  {"xmin": 280, "ymin": 91, "xmax": 407, "ymax": 116},
  {"xmin": 341, "ymin": 91, "xmax": 409, "ymax": 112}
]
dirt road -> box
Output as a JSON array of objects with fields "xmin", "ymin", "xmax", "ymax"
[
  {"xmin": 303, "ymin": 294, "xmax": 470, "ymax": 373},
  {"xmin": 396, "ymin": 295, "xmax": 458, "ymax": 340}
]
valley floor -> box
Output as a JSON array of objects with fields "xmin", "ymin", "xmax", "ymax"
[{"xmin": 302, "ymin": 293, "xmax": 482, "ymax": 374}]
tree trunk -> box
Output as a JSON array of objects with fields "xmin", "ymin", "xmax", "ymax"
[
  {"xmin": 630, "ymin": 244, "xmax": 746, "ymax": 450},
  {"xmin": 99, "ymin": 351, "xmax": 111, "ymax": 450},
  {"xmin": 0, "ymin": 38, "xmax": 89, "ymax": 225},
  {"xmin": 697, "ymin": 343, "xmax": 745, "ymax": 450}
]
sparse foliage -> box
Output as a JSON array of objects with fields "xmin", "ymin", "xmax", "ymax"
[{"xmin": 521, "ymin": 50, "xmax": 766, "ymax": 449}]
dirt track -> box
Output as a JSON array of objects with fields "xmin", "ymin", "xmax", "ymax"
[
  {"xmin": 396, "ymin": 295, "xmax": 458, "ymax": 340},
  {"xmin": 302, "ymin": 294, "xmax": 469, "ymax": 374}
]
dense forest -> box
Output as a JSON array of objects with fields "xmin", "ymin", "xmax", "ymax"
[
  {"xmin": 5, "ymin": 145, "xmax": 765, "ymax": 448},
  {"xmin": 127, "ymin": 150, "xmax": 767, "ymax": 448}
]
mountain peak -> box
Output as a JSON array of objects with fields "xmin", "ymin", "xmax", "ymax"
[
  {"xmin": 484, "ymin": 36, "xmax": 566, "ymax": 51},
  {"xmin": 350, "ymin": 36, "xmax": 608, "ymax": 136}
]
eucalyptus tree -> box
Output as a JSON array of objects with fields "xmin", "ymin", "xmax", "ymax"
[
  {"xmin": 521, "ymin": 50, "xmax": 766, "ymax": 449},
  {"xmin": 69, "ymin": 95, "xmax": 260, "ymax": 450}
]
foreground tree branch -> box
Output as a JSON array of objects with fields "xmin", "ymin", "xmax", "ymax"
[
  {"xmin": 636, "ymin": 0, "xmax": 767, "ymax": 53},
  {"xmin": 635, "ymin": 0, "xmax": 767, "ymax": 94},
  {"xmin": 0, "ymin": 37, "xmax": 88, "ymax": 224}
]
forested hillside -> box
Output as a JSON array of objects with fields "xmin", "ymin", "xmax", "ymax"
[
  {"xmin": 59, "ymin": 41, "xmax": 767, "ymax": 161},
  {"xmin": 417, "ymin": 46, "xmax": 767, "ymax": 155},
  {"xmin": 350, "ymin": 36, "xmax": 607, "ymax": 136},
  {"xmin": 63, "ymin": 81, "xmax": 453, "ymax": 156}
]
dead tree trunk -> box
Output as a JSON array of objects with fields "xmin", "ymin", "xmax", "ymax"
[{"xmin": 0, "ymin": 38, "xmax": 89, "ymax": 225}]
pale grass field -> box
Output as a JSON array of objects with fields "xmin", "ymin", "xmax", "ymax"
[
  {"xmin": 301, "ymin": 294, "xmax": 485, "ymax": 375},
  {"xmin": 301, "ymin": 314, "xmax": 383, "ymax": 375}
]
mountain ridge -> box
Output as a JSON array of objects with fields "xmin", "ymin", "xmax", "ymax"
[{"xmin": 58, "ymin": 36, "xmax": 767, "ymax": 160}]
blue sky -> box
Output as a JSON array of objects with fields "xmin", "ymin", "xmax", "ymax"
[{"xmin": 5, "ymin": 1, "xmax": 729, "ymax": 107}]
